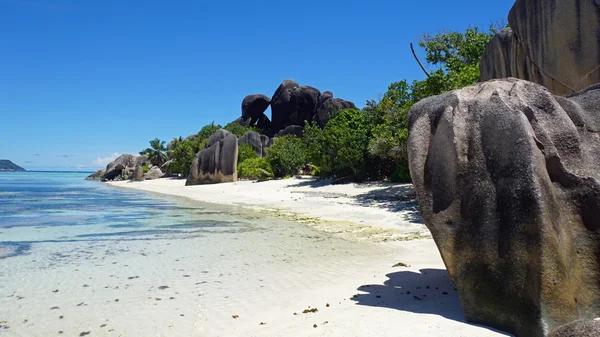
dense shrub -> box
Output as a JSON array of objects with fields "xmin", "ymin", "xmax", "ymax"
[
  {"xmin": 168, "ymin": 137, "xmax": 206, "ymax": 176},
  {"xmin": 238, "ymin": 157, "xmax": 273, "ymax": 181},
  {"xmin": 238, "ymin": 143, "xmax": 258, "ymax": 165},
  {"xmin": 198, "ymin": 122, "xmax": 222, "ymax": 140},
  {"xmin": 304, "ymin": 108, "xmax": 371, "ymax": 180},
  {"xmin": 266, "ymin": 135, "xmax": 309, "ymax": 178},
  {"xmin": 223, "ymin": 121, "xmax": 260, "ymax": 138}
]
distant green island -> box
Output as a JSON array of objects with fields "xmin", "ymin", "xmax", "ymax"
[{"xmin": 0, "ymin": 160, "xmax": 25, "ymax": 171}]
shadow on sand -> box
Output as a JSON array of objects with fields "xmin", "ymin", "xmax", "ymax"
[
  {"xmin": 353, "ymin": 268, "xmax": 512, "ymax": 336},
  {"xmin": 287, "ymin": 178, "xmax": 424, "ymax": 222}
]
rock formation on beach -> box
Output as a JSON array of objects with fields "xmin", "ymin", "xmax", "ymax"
[
  {"xmin": 238, "ymin": 79, "xmax": 356, "ymax": 137},
  {"xmin": 85, "ymin": 169, "xmax": 106, "ymax": 181},
  {"xmin": 0, "ymin": 160, "xmax": 25, "ymax": 172},
  {"xmin": 144, "ymin": 166, "xmax": 163, "ymax": 180},
  {"xmin": 186, "ymin": 129, "xmax": 238, "ymax": 185},
  {"xmin": 407, "ymin": 78, "xmax": 600, "ymax": 337},
  {"xmin": 238, "ymin": 131, "xmax": 270, "ymax": 158},
  {"xmin": 480, "ymin": 0, "xmax": 600, "ymax": 95},
  {"xmin": 241, "ymin": 94, "xmax": 271, "ymax": 127},
  {"xmin": 85, "ymin": 154, "xmax": 160, "ymax": 182},
  {"xmin": 103, "ymin": 154, "xmax": 137, "ymax": 180}
]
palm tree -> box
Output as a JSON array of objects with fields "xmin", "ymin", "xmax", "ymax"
[{"xmin": 140, "ymin": 138, "xmax": 168, "ymax": 167}]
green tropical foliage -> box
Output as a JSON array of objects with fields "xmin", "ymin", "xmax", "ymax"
[
  {"xmin": 140, "ymin": 138, "xmax": 168, "ymax": 167},
  {"xmin": 198, "ymin": 122, "xmax": 222, "ymax": 140},
  {"xmin": 266, "ymin": 135, "xmax": 309, "ymax": 177},
  {"xmin": 238, "ymin": 143, "xmax": 259, "ymax": 165},
  {"xmin": 304, "ymin": 108, "xmax": 371, "ymax": 179},
  {"xmin": 223, "ymin": 121, "xmax": 260, "ymax": 138},
  {"xmin": 168, "ymin": 136, "xmax": 206, "ymax": 176},
  {"xmin": 238, "ymin": 157, "xmax": 274, "ymax": 181}
]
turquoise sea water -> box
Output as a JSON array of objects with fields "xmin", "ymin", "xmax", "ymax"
[{"xmin": 0, "ymin": 171, "xmax": 261, "ymax": 260}]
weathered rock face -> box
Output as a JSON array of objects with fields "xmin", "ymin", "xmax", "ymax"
[
  {"xmin": 132, "ymin": 166, "xmax": 144, "ymax": 181},
  {"xmin": 144, "ymin": 166, "xmax": 163, "ymax": 180},
  {"xmin": 186, "ymin": 129, "xmax": 238, "ymax": 185},
  {"xmin": 480, "ymin": 0, "xmax": 600, "ymax": 95},
  {"xmin": 160, "ymin": 160, "xmax": 174, "ymax": 176},
  {"xmin": 238, "ymin": 131, "xmax": 269, "ymax": 157},
  {"xmin": 166, "ymin": 140, "xmax": 175, "ymax": 152},
  {"xmin": 85, "ymin": 169, "xmax": 106, "ymax": 181},
  {"xmin": 183, "ymin": 134, "xmax": 199, "ymax": 143},
  {"xmin": 241, "ymin": 94, "xmax": 271, "ymax": 126},
  {"xmin": 104, "ymin": 154, "xmax": 136, "ymax": 180},
  {"xmin": 256, "ymin": 114, "xmax": 274, "ymax": 137},
  {"xmin": 271, "ymin": 80, "xmax": 321, "ymax": 132},
  {"xmin": 271, "ymin": 79, "xmax": 299, "ymax": 132},
  {"xmin": 314, "ymin": 97, "xmax": 357, "ymax": 127},
  {"xmin": 134, "ymin": 155, "xmax": 148, "ymax": 167},
  {"xmin": 548, "ymin": 320, "xmax": 600, "ymax": 337},
  {"xmin": 274, "ymin": 125, "xmax": 304, "ymax": 138},
  {"xmin": 407, "ymin": 78, "xmax": 600, "ymax": 337},
  {"xmin": 236, "ymin": 115, "xmax": 252, "ymax": 127}
]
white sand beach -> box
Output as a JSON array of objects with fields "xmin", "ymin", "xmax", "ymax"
[
  {"xmin": 83, "ymin": 177, "xmax": 512, "ymax": 337},
  {"xmin": 108, "ymin": 177, "xmax": 429, "ymax": 242}
]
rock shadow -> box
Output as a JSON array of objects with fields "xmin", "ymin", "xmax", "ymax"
[
  {"xmin": 354, "ymin": 185, "xmax": 423, "ymax": 222},
  {"xmin": 353, "ymin": 268, "xmax": 512, "ymax": 336}
]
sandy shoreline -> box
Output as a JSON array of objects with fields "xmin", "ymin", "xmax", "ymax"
[
  {"xmin": 0, "ymin": 175, "xmax": 511, "ymax": 337},
  {"xmin": 99, "ymin": 177, "xmax": 512, "ymax": 336},
  {"xmin": 107, "ymin": 177, "xmax": 430, "ymax": 242}
]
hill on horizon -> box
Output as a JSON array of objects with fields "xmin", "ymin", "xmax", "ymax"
[{"xmin": 0, "ymin": 160, "xmax": 26, "ymax": 171}]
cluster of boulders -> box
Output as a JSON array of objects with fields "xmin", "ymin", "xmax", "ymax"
[
  {"xmin": 479, "ymin": 0, "xmax": 600, "ymax": 95},
  {"xmin": 85, "ymin": 154, "xmax": 165, "ymax": 182},
  {"xmin": 407, "ymin": 1, "xmax": 600, "ymax": 336},
  {"xmin": 236, "ymin": 79, "xmax": 356, "ymax": 137}
]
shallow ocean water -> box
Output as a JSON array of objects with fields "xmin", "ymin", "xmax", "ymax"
[
  {"xmin": 0, "ymin": 172, "xmax": 267, "ymax": 259},
  {"xmin": 0, "ymin": 172, "xmax": 393, "ymax": 336}
]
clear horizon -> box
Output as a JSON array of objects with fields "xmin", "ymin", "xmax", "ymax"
[{"xmin": 1, "ymin": 0, "xmax": 514, "ymax": 171}]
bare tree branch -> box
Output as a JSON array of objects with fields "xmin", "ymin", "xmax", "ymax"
[{"xmin": 410, "ymin": 43, "xmax": 430, "ymax": 78}]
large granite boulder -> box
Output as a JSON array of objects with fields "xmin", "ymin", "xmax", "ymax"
[
  {"xmin": 166, "ymin": 139, "xmax": 176, "ymax": 152},
  {"xmin": 183, "ymin": 134, "xmax": 199, "ymax": 143},
  {"xmin": 313, "ymin": 97, "xmax": 357, "ymax": 127},
  {"xmin": 104, "ymin": 154, "xmax": 136, "ymax": 180},
  {"xmin": 256, "ymin": 114, "xmax": 274, "ymax": 137},
  {"xmin": 132, "ymin": 166, "xmax": 144, "ymax": 181},
  {"xmin": 160, "ymin": 160, "xmax": 175, "ymax": 176},
  {"xmin": 271, "ymin": 79, "xmax": 299, "ymax": 132},
  {"xmin": 274, "ymin": 125, "xmax": 304, "ymax": 138},
  {"xmin": 271, "ymin": 80, "xmax": 321, "ymax": 132},
  {"xmin": 238, "ymin": 131, "xmax": 270, "ymax": 157},
  {"xmin": 236, "ymin": 115, "xmax": 252, "ymax": 127},
  {"xmin": 407, "ymin": 78, "xmax": 600, "ymax": 337},
  {"xmin": 480, "ymin": 0, "xmax": 600, "ymax": 95},
  {"xmin": 241, "ymin": 94, "xmax": 271, "ymax": 126},
  {"xmin": 85, "ymin": 169, "xmax": 106, "ymax": 181},
  {"xmin": 186, "ymin": 129, "xmax": 238, "ymax": 185},
  {"xmin": 548, "ymin": 320, "xmax": 600, "ymax": 337},
  {"xmin": 134, "ymin": 155, "xmax": 148, "ymax": 167},
  {"xmin": 317, "ymin": 90, "xmax": 333, "ymax": 108},
  {"xmin": 144, "ymin": 166, "xmax": 163, "ymax": 180}
]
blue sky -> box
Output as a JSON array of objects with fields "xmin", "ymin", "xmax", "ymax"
[{"xmin": 0, "ymin": 0, "xmax": 513, "ymax": 171}]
